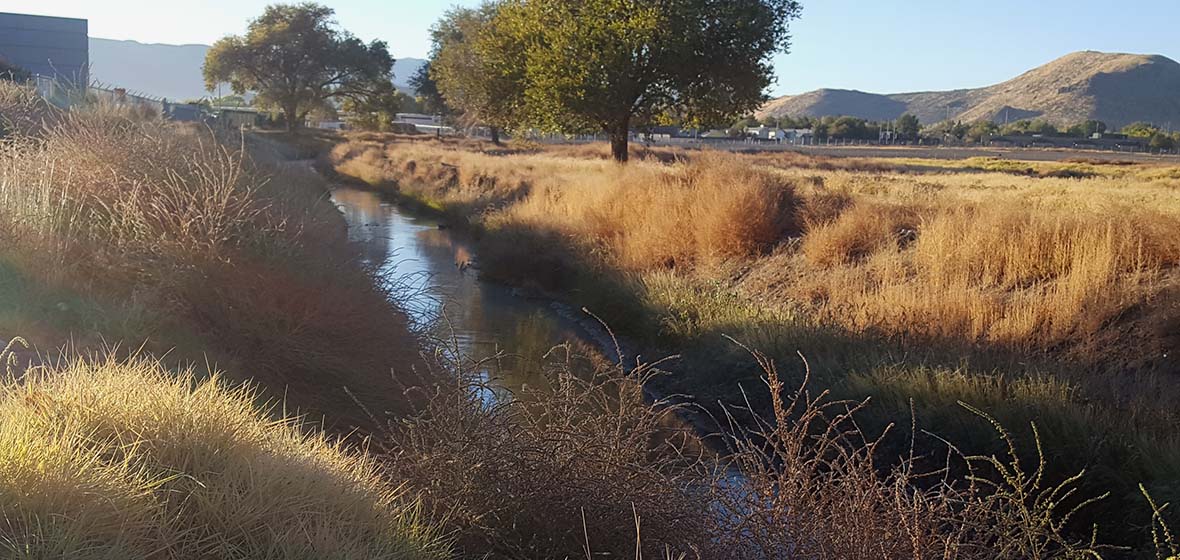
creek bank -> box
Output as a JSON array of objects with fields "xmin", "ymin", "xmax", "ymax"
[{"xmin": 326, "ymin": 182, "xmax": 721, "ymax": 442}]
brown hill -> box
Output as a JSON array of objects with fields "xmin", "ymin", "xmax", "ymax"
[{"xmin": 758, "ymin": 51, "xmax": 1180, "ymax": 128}]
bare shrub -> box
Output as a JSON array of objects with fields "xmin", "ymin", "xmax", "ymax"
[
  {"xmin": 712, "ymin": 345, "xmax": 1109, "ymax": 560},
  {"xmin": 0, "ymin": 81, "xmax": 58, "ymax": 137},
  {"xmin": 380, "ymin": 343, "xmax": 717, "ymax": 559}
]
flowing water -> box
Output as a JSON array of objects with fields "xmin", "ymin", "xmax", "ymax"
[
  {"xmin": 330, "ymin": 186, "xmax": 604, "ymax": 398},
  {"xmin": 331, "ymin": 183, "xmax": 721, "ymax": 465}
]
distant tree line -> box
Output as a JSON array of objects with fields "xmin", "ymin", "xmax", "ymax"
[
  {"xmin": 731, "ymin": 113, "xmax": 923, "ymax": 142},
  {"xmin": 744, "ymin": 112, "xmax": 1180, "ymax": 149},
  {"xmin": 928, "ymin": 117, "xmax": 1180, "ymax": 149}
]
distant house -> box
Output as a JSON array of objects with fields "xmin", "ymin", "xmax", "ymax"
[
  {"xmin": 745, "ymin": 125, "xmax": 785, "ymax": 141},
  {"xmin": 782, "ymin": 128, "xmax": 814, "ymax": 144},
  {"xmin": 213, "ymin": 107, "xmax": 259, "ymax": 129},
  {"xmin": 394, "ymin": 113, "xmax": 441, "ymax": 126},
  {"xmin": 700, "ymin": 129, "xmax": 732, "ymax": 139},
  {"xmin": 744, "ymin": 126, "xmax": 815, "ymax": 144},
  {"xmin": 639, "ymin": 126, "xmax": 686, "ymax": 141},
  {"xmin": 163, "ymin": 100, "xmax": 205, "ymax": 122}
]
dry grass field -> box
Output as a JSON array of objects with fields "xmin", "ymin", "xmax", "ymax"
[
  {"xmin": 5, "ymin": 75, "xmax": 1178, "ymax": 556},
  {"xmin": 0, "ymin": 349, "xmax": 445, "ymax": 559},
  {"xmin": 330, "ymin": 133, "xmax": 1180, "ymax": 547},
  {"xmin": 330, "ymin": 136, "xmax": 1180, "ymax": 370}
]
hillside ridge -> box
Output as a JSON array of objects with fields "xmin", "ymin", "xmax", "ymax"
[{"xmin": 759, "ymin": 51, "xmax": 1180, "ymax": 128}]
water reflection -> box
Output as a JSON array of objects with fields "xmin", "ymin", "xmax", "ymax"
[{"xmin": 330, "ymin": 187, "xmax": 589, "ymax": 396}]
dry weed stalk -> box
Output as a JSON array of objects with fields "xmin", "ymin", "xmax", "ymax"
[{"xmin": 711, "ymin": 341, "xmax": 1108, "ymax": 560}]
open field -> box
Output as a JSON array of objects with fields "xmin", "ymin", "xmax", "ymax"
[
  {"xmin": 617, "ymin": 137, "xmax": 1180, "ymax": 163},
  {"xmin": 767, "ymin": 143, "xmax": 1180, "ymax": 163},
  {"xmin": 330, "ymin": 133, "xmax": 1180, "ymax": 550}
]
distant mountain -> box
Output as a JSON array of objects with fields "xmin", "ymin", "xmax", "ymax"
[
  {"xmin": 89, "ymin": 38, "xmax": 210, "ymax": 101},
  {"xmin": 392, "ymin": 58, "xmax": 427, "ymax": 94},
  {"xmin": 759, "ymin": 51, "xmax": 1180, "ymax": 129},
  {"xmin": 88, "ymin": 37, "xmax": 428, "ymax": 101}
]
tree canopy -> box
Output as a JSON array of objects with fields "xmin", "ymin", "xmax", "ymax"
[
  {"xmin": 895, "ymin": 114, "xmax": 920, "ymax": 141},
  {"xmin": 341, "ymin": 81, "xmax": 416, "ymax": 131},
  {"xmin": 466, "ymin": 0, "xmax": 802, "ymax": 161},
  {"xmin": 202, "ymin": 2, "xmax": 394, "ymax": 130},
  {"xmin": 1122, "ymin": 122, "xmax": 1161, "ymax": 138},
  {"xmin": 1065, "ymin": 120, "xmax": 1106, "ymax": 137},
  {"xmin": 409, "ymin": 62, "xmax": 449, "ymax": 116},
  {"xmin": 427, "ymin": 4, "xmax": 519, "ymax": 144}
]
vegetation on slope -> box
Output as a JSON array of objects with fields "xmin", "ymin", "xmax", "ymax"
[
  {"xmin": 330, "ymin": 134, "xmax": 1180, "ymax": 551},
  {"xmin": 0, "ymin": 81, "xmax": 419, "ymax": 429},
  {"xmin": 759, "ymin": 50, "xmax": 1180, "ymax": 128},
  {"xmin": 5, "ymin": 75, "xmax": 1179, "ymax": 557}
]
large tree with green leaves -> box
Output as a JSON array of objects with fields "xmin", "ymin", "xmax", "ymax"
[
  {"xmin": 203, "ymin": 3, "xmax": 394, "ymax": 130},
  {"xmin": 475, "ymin": 0, "xmax": 802, "ymax": 162},
  {"xmin": 428, "ymin": 4, "xmax": 520, "ymax": 144},
  {"xmin": 895, "ymin": 113, "xmax": 920, "ymax": 141},
  {"xmin": 409, "ymin": 62, "xmax": 449, "ymax": 116}
]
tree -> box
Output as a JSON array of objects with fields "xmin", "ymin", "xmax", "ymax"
[
  {"xmin": 475, "ymin": 0, "xmax": 802, "ymax": 162},
  {"xmin": 895, "ymin": 113, "xmax": 920, "ymax": 141},
  {"xmin": 812, "ymin": 121, "xmax": 830, "ymax": 142},
  {"xmin": 932, "ymin": 120, "xmax": 970, "ymax": 141},
  {"xmin": 828, "ymin": 116, "xmax": 868, "ymax": 140},
  {"xmin": 409, "ymin": 62, "xmax": 448, "ymax": 116},
  {"xmin": 1122, "ymin": 122, "xmax": 1160, "ymax": 139},
  {"xmin": 0, "ymin": 58, "xmax": 30, "ymax": 82},
  {"xmin": 1065, "ymin": 120, "xmax": 1106, "ymax": 137},
  {"xmin": 965, "ymin": 120, "xmax": 999, "ymax": 143},
  {"xmin": 341, "ymin": 81, "xmax": 411, "ymax": 131},
  {"xmin": 428, "ymin": 4, "xmax": 519, "ymax": 144},
  {"xmin": 1149, "ymin": 133, "xmax": 1175, "ymax": 151},
  {"xmin": 203, "ymin": 3, "xmax": 394, "ymax": 130},
  {"xmin": 1001, "ymin": 119, "xmax": 1057, "ymax": 136}
]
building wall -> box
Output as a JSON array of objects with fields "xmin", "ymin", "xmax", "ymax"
[{"xmin": 0, "ymin": 12, "xmax": 88, "ymax": 84}]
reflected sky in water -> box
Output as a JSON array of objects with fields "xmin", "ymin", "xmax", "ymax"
[{"xmin": 330, "ymin": 187, "xmax": 589, "ymax": 396}]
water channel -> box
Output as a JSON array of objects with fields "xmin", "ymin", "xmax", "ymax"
[{"xmin": 330, "ymin": 185, "xmax": 610, "ymax": 399}]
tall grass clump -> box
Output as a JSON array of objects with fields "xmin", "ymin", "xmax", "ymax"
[{"xmin": 0, "ymin": 346, "xmax": 445, "ymax": 559}]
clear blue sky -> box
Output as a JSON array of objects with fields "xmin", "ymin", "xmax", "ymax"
[{"xmin": 3, "ymin": 0, "xmax": 1178, "ymax": 97}]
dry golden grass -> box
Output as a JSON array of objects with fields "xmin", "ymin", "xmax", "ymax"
[
  {"xmin": 749, "ymin": 164, "xmax": 1180, "ymax": 363},
  {"xmin": 0, "ymin": 347, "xmax": 445, "ymax": 559},
  {"xmin": 331, "ymin": 134, "xmax": 1180, "ymax": 370},
  {"xmin": 331, "ymin": 135, "xmax": 1180, "ymax": 551}
]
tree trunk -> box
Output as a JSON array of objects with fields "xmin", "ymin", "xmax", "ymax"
[
  {"xmin": 490, "ymin": 126, "xmax": 502, "ymax": 145},
  {"xmin": 283, "ymin": 102, "xmax": 300, "ymax": 132},
  {"xmin": 608, "ymin": 118, "xmax": 630, "ymax": 163}
]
